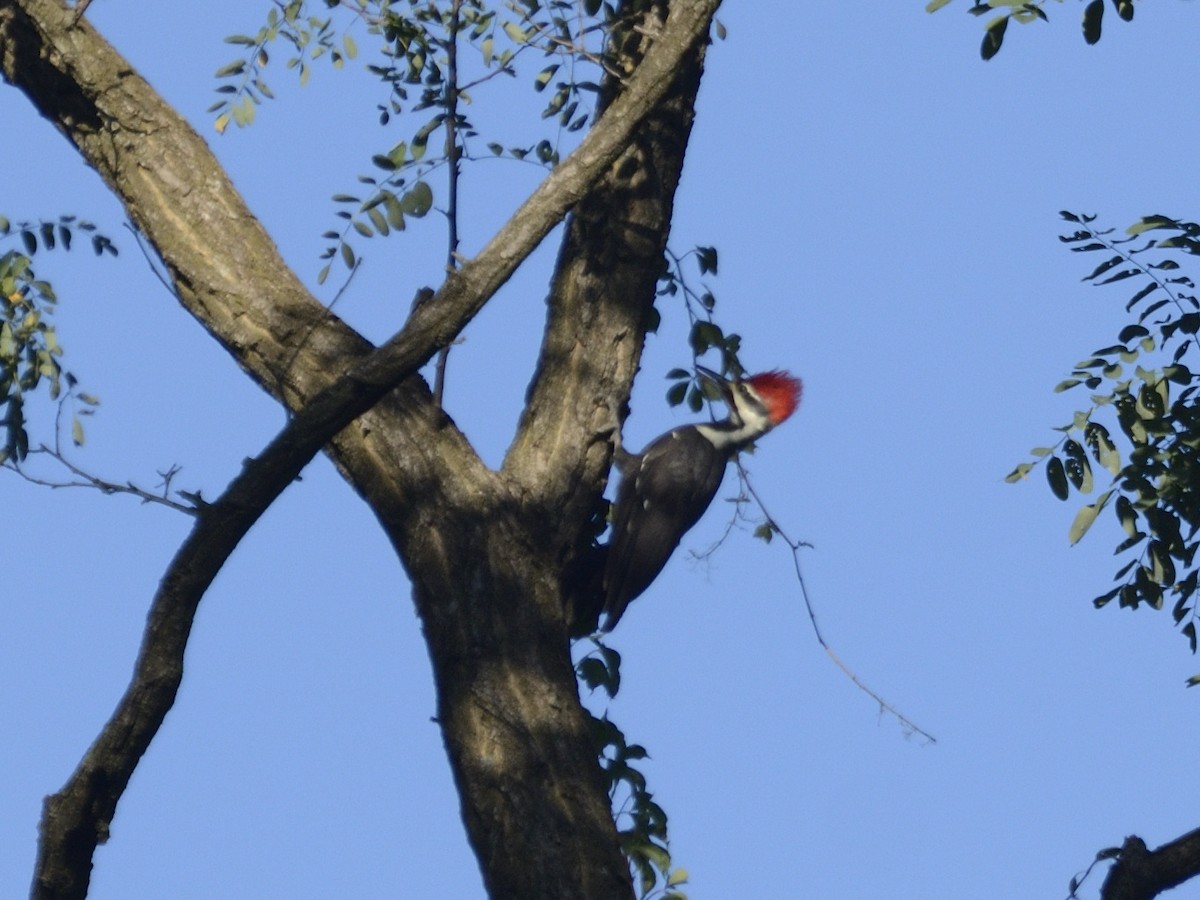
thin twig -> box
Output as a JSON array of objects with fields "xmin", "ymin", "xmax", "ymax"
[
  {"xmin": 433, "ymin": 0, "xmax": 463, "ymax": 409},
  {"xmin": 70, "ymin": 0, "xmax": 93, "ymax": 26},
  {"xmin": 279, "ymin": 258, "xmax": 363, "ymax": 399},
  {"xmin": 9, "ymin": 445, "xmax": 196, "ymax": 515},
  {"xmin": 126, "ymin": 222, "xmax": 176, "ymax": 297},
  {"xmin": 735, "ymin": 460, "xmax": 937, "ymax": 744}
]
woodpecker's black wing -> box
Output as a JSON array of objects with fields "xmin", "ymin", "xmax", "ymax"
[{"xmin": 600, "ymin": 426, "xmax": 730, "ymax": 631}]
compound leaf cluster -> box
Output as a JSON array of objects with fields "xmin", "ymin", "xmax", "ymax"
[
  {"xmin": 576, "ymin": 641, "xmax": 689, "ymax": 900},
  {"xmin": 926, "ymin": 0, "xmax": 1137, "ymax": 60},
  {"xmin": 0, "ymin": 216, "xmax": 109, "ymax": 463},
  {"xmin": 1009, "ymin": 212, "xmax": 1200, "ymax": 651}
]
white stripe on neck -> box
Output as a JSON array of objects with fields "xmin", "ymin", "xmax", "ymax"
[{"xmin": 695, "ymin": 409, "xmax": 773, "ymax": 451}]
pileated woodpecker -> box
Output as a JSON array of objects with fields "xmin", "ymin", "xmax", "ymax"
[{"xmin": 599, "ymin": 366, "xmax": 802, "ymax": 632}]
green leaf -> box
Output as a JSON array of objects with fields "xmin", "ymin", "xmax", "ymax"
[
  {"xmin": 1063, "ymin": 439, "xmax": 1093, "ymax": 493},
  {"xmin": 1096, "ymin": 268, "xmax": 1138, "ymax": 286},
  {"xmin": 402, "ymin": 182, "xmax": 433, "ymax": 218},
  {"xmin": 981, "ymin": 15, "xmax": 1008, "ymax": 61},
  {"xmin": 411, "ymin": 118, "xmax": 441, "ymax": 162},
  {"xmin": 925, "ymin": 0, "xmax": 953, "ymax": 11},
  {"xmin": 1124, "ymin": 282, "xmax": 1157, "ymax": 311},
  {"xmin": 1082, "ymin": 0, "xmax": 1103, "ymax": 44},
  {"xmin": 503, "ymin": 21, "xmax": 529, "ymax": 43},
  {"xmin": 1085, "ymin": 423, "xmax": 1120, "ymax": 476},
  {"xmin": 534, "ymin": 64, "xmax": 558, "ymax": 92},
  {"xmin": 1115, "ymin": 495, "xmax": 1138, "ymax": 537},
  {"xmin": 666, "ymin": 381, "xmax": 687, "ymax": 407},
  {"xmin": 71, "ymin": 416, "xmax": 84, "ymax": 446},
  {"xmin": 1150, "ymin": 542, "xmax": 1176, "ymax": 585},
  {"xmin": 383, "ymin": 192, "xmax": 406, "ymax": 230},
  {"xmin": 387, "ymin": 141, "xmax": 407, "ymax": 168},
  {"xmin": 1069, "ymin": 491, "xmax": 1111, "ymax": 545},
  {"xmin": 689, "ymin": 321, "xmax": 723, "ymax": 355},
  {"xmin": 1126, "ymin": 215, "xmax": 1178, "ymax": 236},
  {"xmin": 366, "ymin": 206, "xmax": 389, "ymax": 236},
  {"xmin": 1046, "ymin": 455, "xmax": 1069, "ymax": 500},
  {"xmin": 1118, "ymin": 324, "xmax": 1150, "ymax": 343},
  {"xmin": 1082, "ymin": 256, "xmax": 1122, "ymax": 282},
  {"xmin": 215, "ymin": 60, "xmax": 246, "ymax": 78},
  {"xmin": 1005, "ymin": 462, "xmax": 1033, "ymax": 483}
]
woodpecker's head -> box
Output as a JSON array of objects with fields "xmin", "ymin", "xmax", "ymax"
[{"xmin": 696, "ymin": 366, "xmax": 803, "ymax": 447}]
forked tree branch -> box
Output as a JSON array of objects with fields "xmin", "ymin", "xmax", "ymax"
[{"xmin": 24, "ymin": 3, "xmax": 722, "ymax": 897}]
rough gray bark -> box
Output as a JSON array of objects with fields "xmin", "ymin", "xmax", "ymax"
[{"xmin": 0, "ymin": 1, "xmax": 716, "ymax": 897}]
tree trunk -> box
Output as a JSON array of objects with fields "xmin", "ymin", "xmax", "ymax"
[{"xmin": 0, "ymin": 1, "xmax": 715, "ymax": 896}]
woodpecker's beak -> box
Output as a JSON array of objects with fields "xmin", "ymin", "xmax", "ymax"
[{"xmin": 695, "ymin": 366, "xmax": 735, "ymax": 404}]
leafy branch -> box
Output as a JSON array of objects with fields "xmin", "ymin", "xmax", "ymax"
[
  {"xmin": 211, "ymin": 0, "xmax": 356, "ymax": 132},
  {"xmin": 1009, "ymin": 212, "xmax": 1200, "ymax": 657},
  {"xmin": 926, "ymin": 0, "xmax": 1137, "ymax": 61},
  {"xmin": 318, "ymin": 0, "xmax": 616, "ymax": 281},
  {"xmin": 0, "ymin": 216, "xmax": 113, "ymax": 463},
  {"xmin": 659, "ymin": 245, "xmax": 747, "ymax": 412},
  {"xmin": 576, "ymin": 640, "xmax": 689, "ymax": 900}
]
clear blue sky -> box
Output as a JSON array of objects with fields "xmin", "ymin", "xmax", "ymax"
[{"xmin": 4, "ymin": 3, "xmax": 1199, "ymax": 898}]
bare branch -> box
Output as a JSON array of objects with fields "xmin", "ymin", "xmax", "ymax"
[
  {"xmin": 7, "ymin": 445, "xmax": 196, "ymax": 515},
  {"xmin": 735, "ymin": 460, "xmax": 938, "ymax": 744}
]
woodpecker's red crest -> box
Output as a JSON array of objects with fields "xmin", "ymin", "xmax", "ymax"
[{"xmin": 745, "ymin": 370, "xmax": 803, "ymax": 425}]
